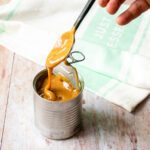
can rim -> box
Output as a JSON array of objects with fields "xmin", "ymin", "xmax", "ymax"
[{"xmin": 33, "ymin": 69, "xmax": 84, "ymax": 104}]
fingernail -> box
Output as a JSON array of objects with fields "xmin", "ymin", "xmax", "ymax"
[{"xmin": 116, "ymin": 17, "xmax": 125, "ymax": 25}]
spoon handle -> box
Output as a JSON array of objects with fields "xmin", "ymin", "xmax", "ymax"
[{"xmin": 73, "ymin": 0, "xmax": 96, "ymax": 31}]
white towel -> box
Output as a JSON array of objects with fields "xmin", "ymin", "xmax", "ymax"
[{"xmin": 0, "ymin": 0, "xmax": 150, "ymax": 112}]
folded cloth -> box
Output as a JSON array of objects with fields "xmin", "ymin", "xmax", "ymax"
[
  {"xmin": 0, "ymin": 0, "xmax": 87, "ymax": 64},
  {"xmin": 0, "ymin": 0, "xmax": 150, "ymax": 112},
  {"xmin": 74, "ymin": 3, "xmax": 150, "ymax": 112}
]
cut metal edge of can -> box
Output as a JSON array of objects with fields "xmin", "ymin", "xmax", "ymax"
[{"xmin": 33, "ymin": 69, "xmax": 84, "ymax": 105}]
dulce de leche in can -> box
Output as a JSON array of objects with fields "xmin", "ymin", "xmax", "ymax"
[{"xmin": 33, "ymin": 28, "xmax": 84, "ymax": 139}]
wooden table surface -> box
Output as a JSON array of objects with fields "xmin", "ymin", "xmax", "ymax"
[{"xmin": 0, "ymin": 46, "xmax": 150, "ymax": 150}]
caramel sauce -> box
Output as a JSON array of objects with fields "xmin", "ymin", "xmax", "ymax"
[{"xmin": 40, "ymin": 28, "xmax": 80, "ymax": 101}]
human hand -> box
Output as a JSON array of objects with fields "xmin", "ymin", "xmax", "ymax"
[{"xmin": 98, "ymin": 0, "xmax": 150, "ymax": 25}]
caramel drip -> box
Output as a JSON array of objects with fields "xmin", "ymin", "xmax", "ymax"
[{"xmin": 40, "ymin": 27, "xmax": 80, "ymax": 101}]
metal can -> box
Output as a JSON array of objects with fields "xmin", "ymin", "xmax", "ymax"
[{"xmin": 33, "ymin": 68, "xmax": 84, "ymax": 140}]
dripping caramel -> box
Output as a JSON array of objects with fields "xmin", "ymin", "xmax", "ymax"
[{"xmin": 40, "ymin": 28, "xmax": 80, "ymax": 101}]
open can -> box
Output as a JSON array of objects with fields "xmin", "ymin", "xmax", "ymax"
[{"xmin": 33, "ymin": 66, "xmax": 84, "ymax": 140}]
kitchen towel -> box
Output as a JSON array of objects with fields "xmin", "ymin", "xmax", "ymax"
[{"xmin": 0, "ymin": 0, "xmax": 150, "ymax": 112}]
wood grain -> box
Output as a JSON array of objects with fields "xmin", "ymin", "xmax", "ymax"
[
  {"xmin": 0, "ymin": 46, "xmax": 14, "ymax": 149},
  {"xmin": 0, "ymin": 49, "xmax": 150, "ymax": 150}
]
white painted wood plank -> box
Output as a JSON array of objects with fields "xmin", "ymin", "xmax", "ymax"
[
  {"xmin": 1, "ymin": 54, "xmax": 43, "ymax": 150},
  {"xmin": 0, "ymin": 46, "xmax": 14, "ymax": 148}
]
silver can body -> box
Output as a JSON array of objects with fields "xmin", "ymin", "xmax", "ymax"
[{"xmin": 33, "ymin": 69, "xmax": 84, "ymax": 140}]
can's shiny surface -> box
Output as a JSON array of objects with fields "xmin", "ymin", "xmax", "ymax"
[{"xmin": 33, "ymin": 69, "xmax": 84, "ymax": 140}]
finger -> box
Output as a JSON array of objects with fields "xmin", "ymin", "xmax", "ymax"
[
  {"xmin": 99, "ymin": 0, "xmax": 109, "ymax": 7},
  {"xmin": 117, "ymin": 0, "xmax": 150, "ymax": 25},
  {"xmin": 106, "ymin": 0, "xmax": 125, "ymax": 14}
]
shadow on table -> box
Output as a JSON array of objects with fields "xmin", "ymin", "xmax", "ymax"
[
  {"xmin": 133, "ymin": 95, "xmax": 150, "ymax": 114},
  {"xmin": 74, "ymin": 96, "xmax": 136, "ymax": 142}
]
